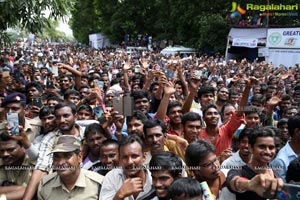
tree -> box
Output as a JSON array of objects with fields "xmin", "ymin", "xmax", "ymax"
[
  {"xmin": 37, "ymin": 20, "xmax": 74, "ymax": 42},
  {"xmin": 0, "ymin": 0, "xmax": 75, "ymax": 45},
  {"xmin": 70, "ymin": 0, "xmax": 101, "ymax": 44},
  {"xmin": 70, "ymin": 0, "xmax": 299, "ymax": 52}
]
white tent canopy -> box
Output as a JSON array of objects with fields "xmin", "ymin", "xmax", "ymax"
[{"xmin": 228, "ymin": 28, "xmax": 267, "ymax": 39}]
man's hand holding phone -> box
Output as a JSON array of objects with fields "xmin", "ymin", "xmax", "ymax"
[
  {"xmin": 6, "ymin": 112, "xmax": 19, "ymax": 136},
  {"xmin": 111, "ymin": 111, "xmax": 125, "ymax": 132},
  {"xmin": 5, "ymin": 124, "xmax": 31, "ymax": 149}
]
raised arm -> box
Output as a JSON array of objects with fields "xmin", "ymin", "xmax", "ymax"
[
  {"xmin": 182, "ymin": 72, "xmax": 201, "ymax": 114},
  {"xmin": 58, "ymin": 63, "xmax": 82, "ymax": 90},
  {"xmin": 236, "ymin": 77, "xmax": 258, "ymax": 117},
  {"xmin": 152, "ymin": 72, "xmax": 166, "ymax": 100},
  {"xmin": 264, "ymin": 95, "xmax": 281, "ymax": 126},
  {"xmin": 156, "ymin": 81, "xmax": 176, "ymax": 121},
  {"xmin": 123, "ymin": 60, "xmax": 131, "ymax": 92},
  {"xmin": 142, "ymin": 69, "xmax": 157, "ymax": 91},
  {"xmin": 176, "ymin": 63, "xmax": 189, "ymax": 97}
]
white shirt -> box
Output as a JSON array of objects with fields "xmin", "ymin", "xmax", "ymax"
[
  {"xmin": 221, "ymin": 150, "xmax": 246, "ymax": 170},
  {"xmin": 99, "ymin": 168, "xmax": 152, "ymax": 200}
]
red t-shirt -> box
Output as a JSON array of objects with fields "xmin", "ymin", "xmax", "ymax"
[{"xmin": 199, "ymin": 112, "xmax": 244, "ymax": 156}]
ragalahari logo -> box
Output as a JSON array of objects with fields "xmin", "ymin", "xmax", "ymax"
[{"xmin": 230, "ymin": 2, "xmax": 246, "ymax": 20}]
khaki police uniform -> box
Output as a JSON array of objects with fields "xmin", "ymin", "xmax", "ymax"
[
  {"xmin": 0, "ymin": 156, "xmax": 34, "ymax": 186},
  {"xmin": 38, "ymin": 169, "xmax": 104, "ymax": 200},
  {"xmin": 0, "ymin": 117, "xmax": 42, "ymax": 142}
]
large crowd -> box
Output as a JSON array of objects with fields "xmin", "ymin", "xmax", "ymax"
[{"xmin": 0, "ymin": 41, "xmax": 299, "ymax": 200}]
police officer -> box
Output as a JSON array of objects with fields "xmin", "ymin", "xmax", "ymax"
[
  {"xmin": 38, "ymin": 135, "xmax": 104, "ymax": 200},
  {"xmin": 0, "ymin": 92, "xmax": 41, "ymax": 142}
]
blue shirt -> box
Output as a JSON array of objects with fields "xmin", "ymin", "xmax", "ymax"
[{"xmin": 270, "ymin": 142, "xmax": 299, "ymax": 182}]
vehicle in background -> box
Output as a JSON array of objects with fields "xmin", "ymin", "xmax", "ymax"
[
  {"xmin": 160, "ymin": 45, "xmax": 198, "ymax": 55},
  {"xmin": 126, "ymin": 46, "xmax": 148, "ymax": 55}
]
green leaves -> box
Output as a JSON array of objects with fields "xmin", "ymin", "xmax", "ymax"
[
  {"xmin": 0, "ymin": 0, "xmax": 75, "ymax": 45},
  {"xmin": 70, "ymin": 0, "xmax": 299, "ymax": 52}
]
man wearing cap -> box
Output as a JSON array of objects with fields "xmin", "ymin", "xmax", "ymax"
[
  {"xmin": 38, "ymin": 135, "xmax": 104, "ymax": 199},
  {"xmin": 23, "ymin": 102, "xmax": 85, "ymax": 200},
  {"xmin": 0, "ymin": 92, "xmax": 42, "ymax": 142}
]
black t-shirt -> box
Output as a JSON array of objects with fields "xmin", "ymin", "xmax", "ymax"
[{"xmin": 227, "ymin": 165, "xmax": 267, "ymax": 200}]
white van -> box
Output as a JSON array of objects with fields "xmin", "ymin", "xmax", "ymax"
[
  {"xmin": 126, "ymin": 46, "xmax": 148, "ymax": 55},
  {"xmin": 160, "ymin": 45, "xmax": 198, "ymax": 55}
]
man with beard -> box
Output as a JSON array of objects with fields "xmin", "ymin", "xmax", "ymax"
[
  {"xmin": 58, "ymin": 63, "xmax": 82, "ymax": 93},
  {"xmin": 227, "ymin": 127, "xmax": 283, "ymax": 200},
  {"xmin": 274, "ymin": 94, "xmax": 292, "ymax": 121},
  {"xmin": 143, "ymin": 119, "xmax": 187, "ymax": 168},
  {"xmin": 216, "ymin": 87, "xmax": 229, "ymax": 113},
  {"xmin": 99, "ymin": 134, "xmax": 152, "ymax": 200},
  {"xmin": 38, "ymin": 135, "xmax": 103, "ymax": 199},
  {"xmin": 23, "ymin": 102, "xmax": 85, "ymax": 200},
  {"xmin": 82, "ymin": 123, "xmax": 109, "ymax": 170},
  {"xmin": 0, "ymin": 133, "xmax": 34, "ymax": 200}
]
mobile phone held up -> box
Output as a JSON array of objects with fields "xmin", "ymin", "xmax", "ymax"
[
  {"xmin": 6, "ymin": 112, "xmax": 19, "ymax": 135},
  {"xmin": 96, "ymin": 80, "xmax": 104, "ymax": 89},
  {"xmin": 194, "ymin": 70, "xmax": 202, "ymax": 80},
  {"xmin": 32, "ymin": 97, "xmax": 43, "ymax": 108},
  {"xmin": 112, "ymin": 94, "xmax": 133, "ymax": 116},
  {"xmin": 52, "ymin": 66, "xmax": 59, "ymax": 77},
  {"xmin": 113, "ymin": 96, "xmax": 124, "ymax": 115},
  {"xmin": 46, "ymin": 80, "xmax": 55, "ymax": 89},
  {"xmin": 135, "ymin": 65, "xmax": 141, "ymax": 73}
]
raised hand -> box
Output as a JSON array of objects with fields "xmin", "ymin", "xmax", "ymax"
[
  {"xmin": 123, "ymin": 60, "xmax": 131, "ymax": 71},
  {"xmin": 164, "ymin": 81, "xmax": 176, "ymax": 96},
  {"xmin": 220, "ymin": 148, "xmax": 233, "ymax": 163},
  {"xmin": 141, "ymin": 58, "xmax": 150, "ymax": 69},
  {"xmin": 5, "ymin": 125, "xmax": 31, "ymax": 149},
  {"xmin": 157, "ymin": 72, "xmax": 168, "ymax": 87},
  {"xmin": 92, "ymin": 80, "xmax": 104, "ymax": 104},
  {"xmin": 189, "ymin": 72, "xmax": 201, "ymax": 91},
  {"xmin": 245, "ymin": 76, "xmax": 259, "ymax": 87},
  {"xmin": 100, "ymin": 111, "xmax": 112, "ymax": 129},
  {"xmin": 111, "ymin": 111, "xmax": 125, "ymax": 132}
]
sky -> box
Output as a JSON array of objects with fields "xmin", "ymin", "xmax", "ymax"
[
  {"xmin": 57, "ymin": 19, "xmax": 73, "ymax": 37},
  {"xmin": 44, "ymin": 9, "xmax": 73, "ymax": 37}
]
